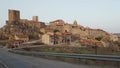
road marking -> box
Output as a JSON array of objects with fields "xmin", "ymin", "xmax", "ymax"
[{"xmin": 0, "ymin": 60, "xmax": 9, "ymax": 68}]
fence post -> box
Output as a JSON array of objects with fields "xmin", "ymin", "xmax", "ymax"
[{"xmin": 117, "ymin": 62, "xmax": 120, "ymax": 68}]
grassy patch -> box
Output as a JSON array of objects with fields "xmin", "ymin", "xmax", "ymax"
[
  {"xmin": 0, "ymin": 40, "xmax": 7, "ymax": 45},
  {"xmin": 19, "ymin": 45, "xmax": 120, "ymax": 55}
]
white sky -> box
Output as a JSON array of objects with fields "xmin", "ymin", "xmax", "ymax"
[{"xmin": 0, "ymin": 0, "xmax": 120, "ymax": 33}]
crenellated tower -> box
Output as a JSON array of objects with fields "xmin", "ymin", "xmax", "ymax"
[{"xmin": 8, "ymin": 9, "xmax": 20, "ymax": 22}]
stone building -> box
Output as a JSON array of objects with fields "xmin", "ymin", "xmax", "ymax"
[
  {"xmin": 8, "ymin": 9, "xmax": 20, "ymax": 22},
  {"xmin": 14, "ymin": 34, "xmax": 29, "ymax": 42},
  {"xmin": 49, "ymin": 19, "xmax": 65, "ymax": 31},
  {"xmin": 32, "ymin": 16, "xmax": 38, "ymax": 22},
  {"xmin": 62, "ymin": 32, "xmax": 72, "ymax": 45},
  {"xmin": 41, "ymin": 32, "xmax": 72, "ymax": 45},
  {"xmin": 8, "ymin": 34, "xmax": 29, "ymax": 47},
  {"xmin": 6, "ymin": 9, "xmax": 45, "ymax": 28},
  {"xmin": 72, "ymin": 20, "xmax": 78, "ymax": 27},
  {"xmin": 50, "ymin": 19, "xmax": 65, "ymax": 26},
  {"xmin": 41, "ymin": 32, "xmax": 55, "ymax": 45},
  {"xmin": 62, "ymin": 24, "xmax": 72, "ymax": 32}
]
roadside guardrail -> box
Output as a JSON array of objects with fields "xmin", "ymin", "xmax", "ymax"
[{"xmin": 8, "ymin": 49, "xmax": 120, "ymax": 62}]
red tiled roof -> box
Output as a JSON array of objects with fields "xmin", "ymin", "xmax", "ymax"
[
  {"xmin": 45, "ymin": 28, "xmax": 54, "ymax": 30},
  {"xmin": 83, "ymin": 39, "xmax": 101, "ymax": 43},
  {"xmin": 56, "ymin": 24, "xmax": 63, "ymax": 26},
  {"xmin": 62, "ymin": 32, "xmax": 71, "ymax": 35},
  {"xmin": 51, "ymin": 19, "xmax": 64, "ymax": 23},
  {"xmin": 15, "ymin": 34, "xmax": 28, "ymax": 38},
  {"xmin": 48, "ymin": 34, "xmax": 54, "ymax": 36},
  {"xmin": 34, "ymin": 22, "xmax": 40, "ymax": 25}
]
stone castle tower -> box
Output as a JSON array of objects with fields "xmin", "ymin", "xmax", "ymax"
[
  {"xmin": 32, "ymin": 16, "xmax": 38, "ymax": 22},
  {"xmin": 8, "ymin": 9, "xmax": 20, "ymax": 22}
]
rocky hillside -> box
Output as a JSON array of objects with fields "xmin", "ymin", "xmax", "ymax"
[
  {"xmin": 0, "ymin": 21, "xmax": 45, "ymax": 40},
  {"xmin": 1, "ymin": 9, "xmax": 119, "ymax": 48},
  {"xmin": 0, "ymin": 19, "xmax": 119, "ymax": 47}
]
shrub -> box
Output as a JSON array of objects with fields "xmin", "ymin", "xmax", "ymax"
[{"xmin": 95, "ymin": 36, "xmax": 103, "ymax": 41}]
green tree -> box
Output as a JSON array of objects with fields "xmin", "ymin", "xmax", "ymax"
[
  {"xmin": 95, "ymin": 36, "xmax": 103, "ymax": 41},
  {"xmin": 54, "ymin": 29, "xmax": 60, "ymax": 33}
]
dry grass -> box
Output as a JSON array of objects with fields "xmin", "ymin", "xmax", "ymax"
[{"xmin": 20, "ymin": 45, "xmax": 120, "ymax": 55}]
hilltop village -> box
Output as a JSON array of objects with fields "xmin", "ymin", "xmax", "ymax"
[{"xmin": 0, "ymin": 9, "xmax": 119, "ymax": 48}]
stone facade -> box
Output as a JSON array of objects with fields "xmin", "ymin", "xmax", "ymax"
[
  {"xmin": 41, "ymin": 32, "xmax": 72, "ymax": 45},
  {"xmin": 8, "ymin": 9, "xmax": 20, "ymax": 22},
  {"xmin": 42, "ymin": 33, "xmax": 52, "ymax": 45},
  {"xmin": 7, "ymin": 9, "xmax": 45, "ymax": 28},
  {"xmin": 14, "ymin": 34, "xmax": 29, "ymax": 42},
  {"xmin": 8, "ymin": 34, "xmax": 29, "ymax": 47},
  {"xmin": 32, "ymin": 16, "xmax": 38, "ymax": 22}
]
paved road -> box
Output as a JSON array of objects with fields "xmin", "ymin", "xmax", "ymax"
[
  {"xmin": 0, "ymin": 48, "xmax": 115, "ymax": 68},
  {"xmin": 0, "ymin": 63, "xmax": 6, "ymax": 68}
]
